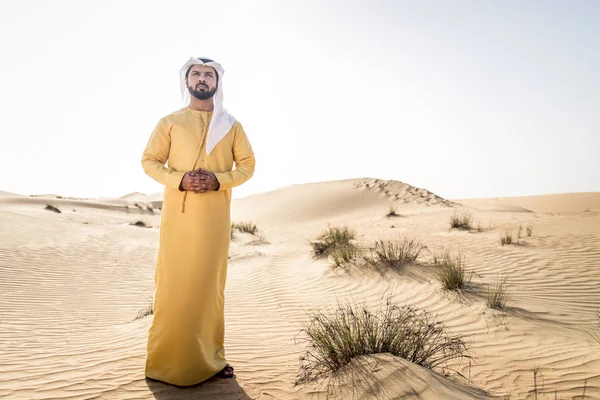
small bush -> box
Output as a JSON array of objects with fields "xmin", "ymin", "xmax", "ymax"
[
  {"xmin": 487, "ymin": 275, "xmax": 510, "ymax": 310},
  {"xmin": 295, "ymin": 298, "xmax": 469, "ymax": 385},
  {"xmin": 450, "ymin": 211, "xmax": 472, "ymax": 230},
  {"xmin": 130, "ymin": 220, "xmax": 148, "ymax": 228},
  {"xmin": 311, "ymin": 226, "xmax": 356, "ymax": 257},
  {"xmin": 45, "ymin": 204, "xmax": 61, "ymax": 213},
  {"xmin": 135, "ymin": 306, "xmax": 153, "ymax": 320},
  {"xmin": 500, "ymin": 231, "xmax": 513, "ymax": 246},
  {"xmin": 366, "ymin": 237, "xmax": 427, "ymax": 270},
  {"xmin": 231, "ymin": 221, "xmax": 258, "ymax": 235},
  {"xmin": 329, "ymin": 245, "xmax": 359, "ymax": 269},
  {"xmin": 432, "ymin": 248, "xmax": 472, "ymax": 290},
  {"xmin": 386, "ymin": 205, "xmax": 399, "ymax": 218}
]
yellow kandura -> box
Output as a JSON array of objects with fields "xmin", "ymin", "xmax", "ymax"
[{"xmin": 141, "ymin": 106, "xmax": 255, "ymax": 386}]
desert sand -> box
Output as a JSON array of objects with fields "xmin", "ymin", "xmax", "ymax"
[{"xmin": 1, "ymin": 178, "xmax": 599, "ymax": 399}]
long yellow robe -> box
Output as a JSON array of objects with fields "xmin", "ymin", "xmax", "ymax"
[{"xmin": 141, "ymin": 106, "xmax": 255, "ymax": 386}]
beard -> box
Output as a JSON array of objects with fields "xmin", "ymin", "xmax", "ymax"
[{"xmin": 187, "ymin": 83, "xmax": 217, "ymax": 100}]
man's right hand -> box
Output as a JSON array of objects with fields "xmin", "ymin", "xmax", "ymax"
[{"xmin": 179, "ymin": 171, "xmax": 202, "ymax": 193}]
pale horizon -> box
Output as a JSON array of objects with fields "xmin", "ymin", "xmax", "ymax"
[{"xmin": 1, "ymin": 0, "xmax": 598, "ymax": 201}]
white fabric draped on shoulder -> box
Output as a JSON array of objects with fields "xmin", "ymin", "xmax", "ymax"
[{"xmin": 179, "ymin": 57, "xmax": 236, "ymax": 155}]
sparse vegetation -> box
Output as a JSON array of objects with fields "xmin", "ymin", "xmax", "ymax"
[
  {"xmin": 529, "ymin": 367, "xmax": 589, "ymax": 400},
  {"xmin": 329, "ymin": 245, "xmax": 360, "ymax": 269},
  {"xmin": 500, "ymin": 231, "xmax": 513, "ymax": 246},
  {"xmin": 231, "ymin": 221, "xmax": 258, "ymax": 235},
  {"xmin": 487, "ymin": 275, "xmax": 510, "ymax": 310},
  {"xmin": 310, "ymin": 226, "xmax": 356, "ymax": 257},
  {"xmin": 45, "ymin": 204, "xmax": 61, "ymax": 213},
  {"xmin": 386, "ymin": 205, "xmax": 399, "ymax": 218},
  {"xmin": 130, "ymin": 220, "xmax": 149, "ymax": 228},
  {"xmin": 135, "ymin": 306, "xmax": 153, "ymax": 320},
  {"xmin": 365, "ymin": 237, "xmax": 427, "ymax": 270},
  {"xmin": 295, "ymin": 298, "xmax": 469, "ymax": 385},
  {"xmin": 432, "ymin": 248, "xmax": 472, "ymax": 290},
  {"xmin": 450, "ymin": 211, "xmax": 472, "ymax": 230}
]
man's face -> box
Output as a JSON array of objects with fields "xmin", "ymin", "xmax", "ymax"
[{"xmin": 186, "ymin": 65, "xmax": 218, "ymax": 100}]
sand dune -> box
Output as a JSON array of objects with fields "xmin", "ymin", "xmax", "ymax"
[
  {"xmin": 1, "ymin": 179, "xmax": 599, "ymax": 399},
  {"xmin": 456, "ymin": 192, "xmax": 600, "ymax": 214}
]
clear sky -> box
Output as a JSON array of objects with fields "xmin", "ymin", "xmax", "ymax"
[{"xmin": 1, "ymin": 0, "xmax": 598, "ymax": 200}]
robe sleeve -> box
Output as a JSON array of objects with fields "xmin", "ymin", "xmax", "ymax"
[
  {"xmin": 214, "ymin": 123, "xmax": 256, "ymax": 191},
  {"xmin": 141, "ymin": 118, "xmax": 187, "ymax": 191}
]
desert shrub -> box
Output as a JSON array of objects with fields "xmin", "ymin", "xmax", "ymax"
[
  {"xmin": 487, "ymin": 275, "xmax": 510, "ymax": 310},
  {"xmin": 386, "ymin": 205, "xmax": 399, "ymax": 218},
  {"xmin": 296, "ymin": 298, "xmax": 469, "ymax": 385},
  {"xmin": 130, "ymin": 220, "xmax": 148, "ymax": 228},
  {"xmin": 329, "ymin": 245, "xmax": 359, "ymax": 269},
  {"xmin": 432, "ymin": 248, "xmax": 472, "ymax": 290},
  {"xmin": 45, "ymin": 204, "xmax": 61, "ymax": 213},
  {"xmin": 135, "ymin": 306, "xmax": 153, "ymax": 320},
  {"xmin": 450, "ymin": 211, "xmax": 472, "ymax": 230},
  {"xmin": 231, "ymin": 221, "xmax": 258, "ymax": 235},
  {"xmin": 366, "ymin": 237, "xmax": 427, "ymax": 270},
  {"xmin": 310, "ymin": 226, "xmax": 356, "ymax": 257},
  {"xmin": 500, "ymin": 231, "xmax": 513, "ymax": 246}
]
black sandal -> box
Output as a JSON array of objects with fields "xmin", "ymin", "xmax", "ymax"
[{"xmin": 218, "ymin": 364, "xmax": 235, "ymax": 378}]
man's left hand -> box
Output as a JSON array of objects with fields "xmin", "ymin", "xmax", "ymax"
[{"xmin": 195, "ymin": 168, "xmax": 220, "ymax": 193}]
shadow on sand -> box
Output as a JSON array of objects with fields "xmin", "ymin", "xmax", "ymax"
[{"xmin": 146, "ymin": 375, "xmax": 255, "ymax": 400}]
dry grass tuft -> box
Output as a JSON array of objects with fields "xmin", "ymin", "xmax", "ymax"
[
  {"xmin": 329, "ymin": 245, "xmax": 360, "ymax": 269},
  {"xmin": 130, "ymin": 220, "xmax": 149, "ymax": 228},
  {"xmin": 135, "ymin": 306, "xmax": 153, "ymax": 320},
  {"xmin": 450, "ymin": 211, "xmax": 472, "ymax": 230},
  {"xmin": 386, "ymin": 205, "xmax": 400, "ymax": 218},
  {"xmin": 231, "ymin": 221, "xmax": 258, "ymax": 235},
  {"xmin": 432, "ymin": 248, "xmax": 472, "ymax": 290},
  {"xmin": 526, "ymin": 225, "xmax": 533, "ymax": 237},
  {"xmin": 310, "ymin": 226, "xmax": 356, "ymax": 257},
  {"xmin": 295, "ymin": 297, "xmax": 469, "ymax": 385},
  {"xmin": 45, "ymin": 204, "xmax": 61, "ymax": 213},
  {"xmin": 500, "ymin": 231, "xmax": 514, "ymax": 246},
  {"xmin": 487, "ymin": 275, "xmax": 510, "ymax": 310},
  {"xmin": 365, "ymin": 237, "xmax": 427, "ymax": 270}
]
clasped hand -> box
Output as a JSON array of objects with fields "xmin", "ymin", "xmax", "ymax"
[{"xmin": 180, "ymin": 168, "xmax": 219, "ymax": 193}]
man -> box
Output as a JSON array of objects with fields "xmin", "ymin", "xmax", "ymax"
[{"xmin": 141, "ymin": 56, "xmax": 255, "ymax": 386}]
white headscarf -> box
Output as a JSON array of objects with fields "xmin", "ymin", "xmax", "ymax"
[{"xmin": 179, "ymin": 57, "xmax": 236, "ymax": 155}]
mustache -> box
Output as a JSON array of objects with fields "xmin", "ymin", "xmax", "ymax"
[{"xmin": 196, "ymin": 83, "xmax": 208, "ymax": 88}]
